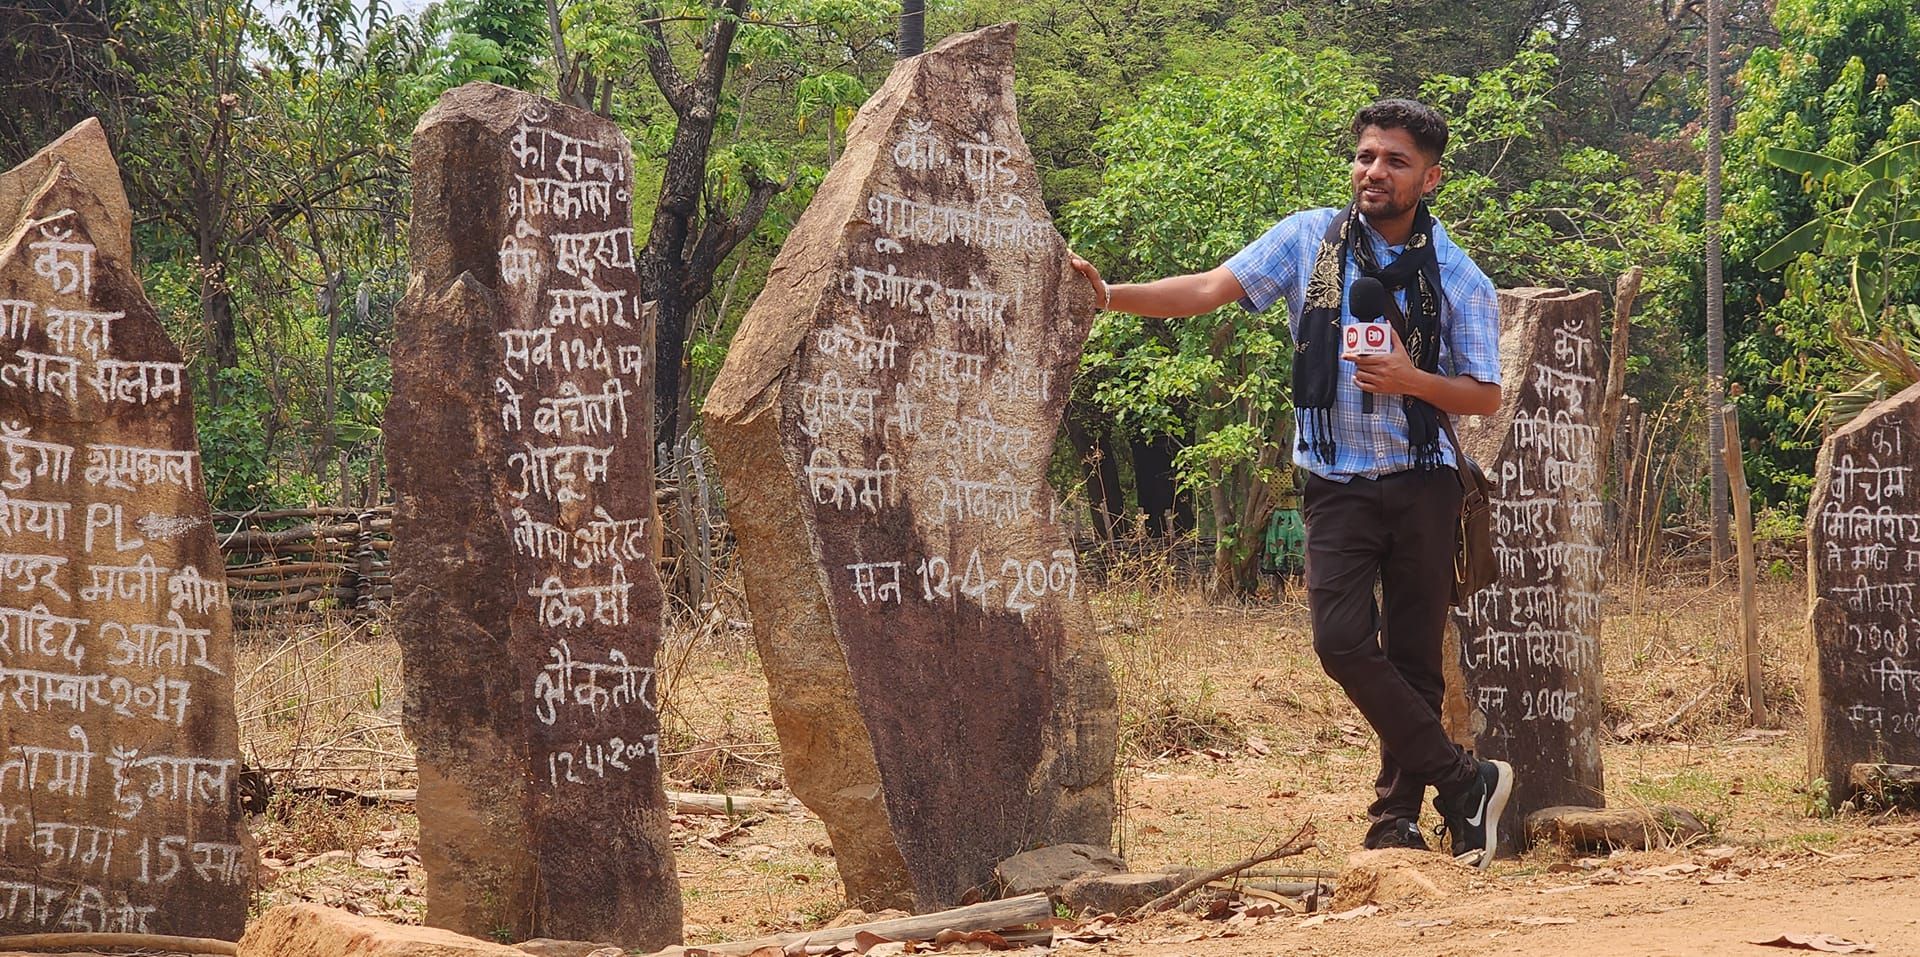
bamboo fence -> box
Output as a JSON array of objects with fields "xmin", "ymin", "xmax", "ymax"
[{"xmin": 217, "ymin": 507, "xmax": 392, "ymax": 623}]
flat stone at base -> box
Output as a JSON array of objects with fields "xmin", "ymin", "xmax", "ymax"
[
  {"xmin": 993, "ymin": 844, "xmax": 1127, "ymax": 897},
  {"xmin": 1332, "ymin": 849, "xmax": 1468, "ymax": 910},
  {"xmin": 514, "ymin": 940, "xmax": 620, "ymax": 957},
  {"xmin": 1525, "ymin": 805, "xmax": 1709, "ymax": 851},
  {"xmin": 1850, "ymin": 764, "xmax": 1920, "ymax": 804},
  {"xmin": 240, "ymin": 905, "xmax": 529, "ymax": 957},
  {"xmin": 1057, "ymin": 871, "xmax": 1187, "ymax": 915}
]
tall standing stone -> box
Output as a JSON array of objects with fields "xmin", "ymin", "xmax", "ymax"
[
  {"xmin": 0, "ymin": 119, "xmax": 250, "ymax": 936},
  {"xmin": 1442, "ymin": 287, "xmax": 1607, "ymax": 855},
  {"xmin": 1807, "ymin": 382, "xmax": 1920, "ymax": 805},
  {"xmin": 704, "ymin": 24, "xmax": 1118, "ymax": 911},
  {"xmin": 390, "ymin": 83, "xmax": 679, "ymax": 946}
]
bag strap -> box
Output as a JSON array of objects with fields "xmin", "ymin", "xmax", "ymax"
[{"xmin": 1438, "ymin": 411, "xmax": 1472, "ymax": 493}]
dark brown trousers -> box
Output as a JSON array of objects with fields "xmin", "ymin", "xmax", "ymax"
[{"xmin": 1301, "ymin": 468, "xmax": 1475, "ymax": 839}]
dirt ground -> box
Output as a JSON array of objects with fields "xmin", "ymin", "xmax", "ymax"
[{"xmin": 237, "ymin": 566, "xmax": 1920, "ymax": 955}]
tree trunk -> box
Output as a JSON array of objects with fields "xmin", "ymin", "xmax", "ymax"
[
  {"xmin": 1131, "ymin": 433, "xmax": 1183, "ymax": 538},
  {"xmin": 1704, "ymin": 0, "xmax": 1730, "ymax": 567},
  {"xmin": 643, "ymin": 124, "xmax": 710, "ymax": 446},
  {"xmin": 898, "ymin": 0, "xmax": 925, "ymax": 57}
]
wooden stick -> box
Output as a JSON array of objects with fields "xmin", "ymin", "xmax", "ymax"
[
  {"xmin": 1719, "ymin": 404, "xmax": 1771, "ymax": 727},
  {"xmin": 277, "ymin": 786, "xmax": 806, "ymax": 819},
  {"xmin": 667, "ymin": 791, "xmax": 806, "ymax": 816},
  {"xmin": 0, "ymin": 934, "xmax": 237, "ymax": 955},
  {"xmin": 1662, "ymin": 684, "xmax": 1716, "ymax": 729},
  {"xmin": 1239, "ymin": 867, "xmax": 1337, "ymax": 881},
  {"xmin": 671, "ymin": 891, "xmax": 1055, "ymax": 956},
  {"xmin": 1133, "ymin": 820, "xmax": 1316, "ymax": 917},
  {"xmin": 1598, "ymin": 265, "xmax": 1643, "ymax": 482}
]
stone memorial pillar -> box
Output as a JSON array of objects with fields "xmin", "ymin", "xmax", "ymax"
[
  {"xmin": 390, "ymin": 83, "xmax": 679, "ymax": 946},
  {"xmin": 1807, "ymin": 382, "xmax": 1920, "ymax": 804},
  {"xmin": 704, "ymin": 24, "xmax": 1118, "ymax": 911},
  {"xmin": 1442, "ymin": 287, "xmax": 1607, "ymax": 855},
  {"xmin": 0, "ymin": 120, "xmax": 250, "ymax": 937}
]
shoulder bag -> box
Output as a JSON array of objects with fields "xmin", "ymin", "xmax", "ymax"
[{"xmin": 1440, "ymin": 413, "xmax": 1496, "ymax": 608}]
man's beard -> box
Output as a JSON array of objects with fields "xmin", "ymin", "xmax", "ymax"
[{"xmin": 1355, "ymin": 186, "xmax": 1414, "ymax": 219}]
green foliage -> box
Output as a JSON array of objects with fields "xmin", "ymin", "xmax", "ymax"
[
  {"xmin": 1721, "ymin": 0, "xmax": 1920, "ymax": 506},
  {"xmin": 1064, "ymin": 44, "xmax": 1368, "ymax": 500},
  {"xmin": 1756, "ymin": 137, "xmax": 1920, "ymax": 424}
]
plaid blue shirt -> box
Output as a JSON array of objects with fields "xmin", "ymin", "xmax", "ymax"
[{"xmin": 1223, "ymin": 207, "xmax": 1502, "ymax": 482}]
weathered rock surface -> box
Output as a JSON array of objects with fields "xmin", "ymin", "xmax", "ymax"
[
  {"xmin": 1525, "ymin": 804, "xmax": 1709, "ymax": 851},
  {"xmin": 1057, "ymin": 871, "xmax": 1187, "ymax": 916},
  {"xmin": 241, "ymin": 904, "xmax": 529, "ymax": 957},
  {"xmin": 704, "ymin": 23, "xmax": 1118, "ymax": 911},
  {"xmin": 993, "ymin": 843, "xmax": 1127, "ymax": 897},
  {"xmin": 514, "ymin": 939, "xmax": 620, "ymax": 957},
  {"xmin": 1807, "ymin": 382, "xmax": 1920, "ymax": 806},
  {"xmin": 1331, "ymin": 849, "xmax": 1466, "ymax": 910},
  {"xmin": 390, "ymin": 82, "xmax": 678, "ymax": 945},
  {"xmin": 1441, "ymin": 287, "xmax": 1608, "ymax": 856},
  {"xmin": 0, "ymin": 119, "xmax": 250, "ymax": 936}
]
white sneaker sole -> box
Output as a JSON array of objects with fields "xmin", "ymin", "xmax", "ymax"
[{"xmin": 1453, "ymin": 760, "xmax": 1515, "ymax": 870}]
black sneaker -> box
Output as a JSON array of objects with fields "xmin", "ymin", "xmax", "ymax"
[
  {"xmin": 1433, "ymin": 758, "xmax": 1514, "ymax": 869},
  {"xmin": 1364, "ymin": 818, "xmax": 1429, "ymax": 851}
]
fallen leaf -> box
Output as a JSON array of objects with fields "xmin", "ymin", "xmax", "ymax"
[
  {"xmin": 854, "ymin": 931, "xmax": 896, "ymax": 953},
  {"xmin": 932, "ymin": 930, "xmax": 1010, "ymax": 949},
  {"xmin": 1749, "ymin": 933, "xmax": 1877, "ymax": 954},
  {"xmin": 1632, "ymin": 862, "xmax": 1702, "ymax": 879},
  {"xmin": 1297, "ymin": 904, "xmax": 1381, "ymax": 928},
  {"xmin": 1148, "ymin": 930, "xmax": 1216, "ymax": 945}
]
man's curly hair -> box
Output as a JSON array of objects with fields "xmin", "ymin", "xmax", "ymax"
[{"xmin": 1352, "ymin": 99, "xmax": 1449, "ymax": 163}]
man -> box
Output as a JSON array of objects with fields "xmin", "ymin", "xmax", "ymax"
[{"xmin": 1069, "ymin": 98, "xmax": 1514, "ymax": 866}]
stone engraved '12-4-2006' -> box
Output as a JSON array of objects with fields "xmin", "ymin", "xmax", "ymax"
[{"xmin": 704, "ymin": 23, "xmax": 1118, "ymax": 913}]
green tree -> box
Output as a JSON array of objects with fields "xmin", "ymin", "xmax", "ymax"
[
  {"xmin": 1756, "ymin": 135, "xmax": 1920, "ymax": 423},
  {"xmin": 1721, "ymin": 0, "xmax": 1920, "ymax": 506},
  {"xmin": 1064, "ymin": 45, "xmax": 1373, "ymax": 595}
]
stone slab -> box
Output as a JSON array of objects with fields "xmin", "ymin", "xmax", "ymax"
[
  {"xmin": 240, "ymin": 903, "xmax": 529, "ymax": 957},
  {"xmin": 992, "ymin": 843, "xmax": 1126, "ymax": 897},
  {"xmin": 1807, "ymin": 382, "xmax": 1920, "ymax": 805},
  {"xmin": 703, "ymin": 23, "xmax": 1117, "ymax": 910},
  {"xmin": 390, "ymin": 82, "xmax": 678, "ymax": 946},
  {"xmin": 0, "ymin": 119, "xmax": 250, "ymax": 937},
  {"xmin": 1524, "ymin": 804, "xmax": 1709, "ymax": 851},
  {"xmin": 1057, "ymin": 871, "xmax": 1186, "ymax": 916},
  {"xmin": 1442, "ymin": 287, "xmax": 1608, "ymax": 856}
]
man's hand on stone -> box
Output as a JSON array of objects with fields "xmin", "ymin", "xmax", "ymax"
[
  {"xmin": 1068, "ymin": 254, "xmax": 1110, "ymax": 310},
  {"xmin": 1348, "ymin": 326, "xmax": 1427, "ymax": 398}
]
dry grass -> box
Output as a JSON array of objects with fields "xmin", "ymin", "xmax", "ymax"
[
  {"xmin": 232, "ymin": 558, "xmax": 1882, "ymax": 939},
  {"xmin": 235, "ymin": 613, "xmax": 412, "ymax": 792}
]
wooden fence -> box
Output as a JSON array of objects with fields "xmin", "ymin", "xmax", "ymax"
[{"xmin": 217, "ymin": 507, "xmax": 393, "ymax": 623}]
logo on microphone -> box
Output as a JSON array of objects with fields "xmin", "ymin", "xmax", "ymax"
[{"xmin": 1343, "ymin": 321, "xmax": 1392, "ymax": 356}]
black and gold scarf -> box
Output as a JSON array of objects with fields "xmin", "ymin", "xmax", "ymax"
[{"xmin": 1293, "ymin": 201, "xmax": 1445, "ymax": 470}]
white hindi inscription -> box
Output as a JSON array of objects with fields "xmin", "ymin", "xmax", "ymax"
[
  {"xmin": 494, "ymin": 103, "xmax": 660, "ymax": 791},
  {"xmin": 1, "ymin": 197, "xmax": 243, "ymax": 931}
]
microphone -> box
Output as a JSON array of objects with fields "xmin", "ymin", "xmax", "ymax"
[{"xmin": 1348, "ymin": 277, "xmax": 1389, "ymax": 415}]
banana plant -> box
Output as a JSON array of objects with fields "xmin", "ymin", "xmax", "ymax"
[{"xmin": 1757, "ymin": 141, "xmax": 1920, "ymax": 420}]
